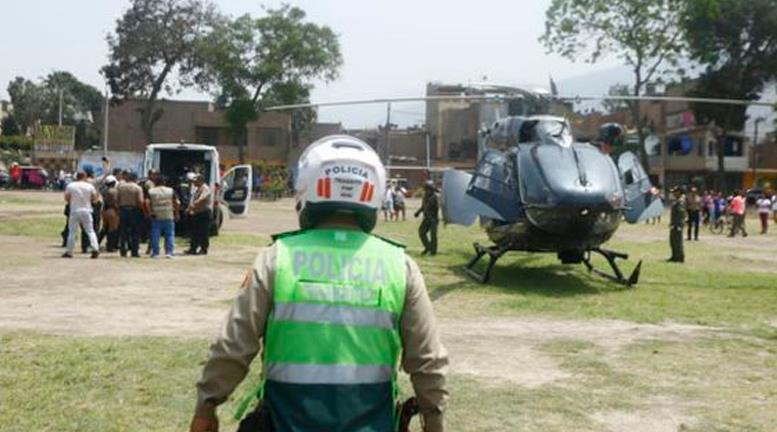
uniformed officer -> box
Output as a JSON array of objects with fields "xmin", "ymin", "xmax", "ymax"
[
  {"xmin": 189, "ymin": 135, "xmax": 449, "ymax": 432},
  {"xmin": 415, "ymin": 180, "xmax": 440, "ymax": 256},
  {"xmin": 668, "ymin": 186, "xmax": 686, "ymax": 263}
]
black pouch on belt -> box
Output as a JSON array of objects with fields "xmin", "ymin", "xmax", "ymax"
[{"xmin": 236, "ymin": 402, "xmax": 273, "ymax": 432}]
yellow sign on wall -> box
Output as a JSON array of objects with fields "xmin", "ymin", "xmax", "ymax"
[{"xmin": 34, "ymin": 125, "xmax": 75, "ymax": 153}]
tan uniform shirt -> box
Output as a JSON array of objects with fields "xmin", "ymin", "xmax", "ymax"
[
  {"xmin": 190, "ymin": 183, "xmax": 212, "ymax": 214},
  {"xmin": 117, "ymin": 182, "xmax": 143, "ymax": 208},
  {"xmin": 195, "ymin": 240, "xmax": 449, "ymax": 431}
]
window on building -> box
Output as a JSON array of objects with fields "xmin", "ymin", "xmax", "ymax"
[
  {"xmin": 258, "ymin": 127, "xmax": 285, "ymax": 147},
  {"xmin": 195, "ymin": 127, "xmax": 220, "ymax": 147},
  {"xmin": 724, "ymin": 136, "xmax": 743, "ymax": 157}
]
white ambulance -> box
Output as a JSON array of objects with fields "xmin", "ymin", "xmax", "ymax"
[{"xmin": 142, "ymin": 143, "xmax": 252, "ymax": 235}]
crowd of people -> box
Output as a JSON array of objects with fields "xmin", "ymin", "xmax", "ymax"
[
  {"xmin": 61, "ymin": 166, "xmax": 215, "ymax": 259},
  {"xmin": 667, "ymin": 186, "xmax": 776, "ymax": 263}
]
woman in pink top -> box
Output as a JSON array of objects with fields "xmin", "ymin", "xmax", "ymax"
[{"xmin": 728, "ymin": 191, "xmax": 748, "ymax": 237}]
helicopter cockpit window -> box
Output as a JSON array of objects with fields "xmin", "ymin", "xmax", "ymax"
[
  {"xmin": 518, "ymin": 120, "xmax": 573, "ymax": 148},
  {"xmin": 536, "ymin": 120, "xmax": 574, "ymax": 148},
  {"xmin": 623, "ymin": 169, "xmax": 635, "ymax": 185}
]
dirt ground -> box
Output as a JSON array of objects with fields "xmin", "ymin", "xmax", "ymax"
[
  {"xmin": 0, "ymin": 190, "xmax": 770, "ymax": 431},
  {"xmin": 0, "ymin": 191, "xmax": 718, "ymax": 376}
]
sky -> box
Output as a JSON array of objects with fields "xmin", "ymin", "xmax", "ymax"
[{"xmin": 1, "ymin": 0, "xmax": 629, "ymax": 128}]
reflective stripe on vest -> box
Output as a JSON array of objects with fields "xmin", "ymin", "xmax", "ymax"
[
  {"xmin": 272, "ymin": 302, "xmax": 397, "ymax": 330},
  {"xmin": 265, "ymin": 363, "xmax": 393, "ymax": 384},
  {"xmin": 263, "ymin": 229, "xmax": 406, "ymax": 430}
]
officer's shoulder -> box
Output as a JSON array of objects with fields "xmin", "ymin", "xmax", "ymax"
[
  {"xmin": 371, "ymin": 233, "xmax": 405, "ymax": 249},
  {"xmin": 271, "ymin": 229, "xmax": 306, "ymax": 242}
]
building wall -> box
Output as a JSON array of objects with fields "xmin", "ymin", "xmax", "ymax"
[{"xmin": 104, "ymin": 99, "xmax": 291, "ymax": 166}]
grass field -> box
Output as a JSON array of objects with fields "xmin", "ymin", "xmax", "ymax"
[{"xmin": 1, "ymin": 190, "xmax": 776, "ymax": 431}]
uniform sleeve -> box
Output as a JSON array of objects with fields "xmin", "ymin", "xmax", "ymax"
[
  {"xmin": 194, "ymin": 246, "xmax": 276, "ymax": 417},
  {"xmin": 400, "ymin": 256, "xmax": 449, "ymax": 432}
]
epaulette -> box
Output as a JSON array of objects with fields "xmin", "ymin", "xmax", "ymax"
[
  {"xmin": 371, "ymin": 233, "xmax": 406, "ymax": 249},
  {"xmin": 270, "ymin": 229, "xmax": 307, "ymax": 242}
]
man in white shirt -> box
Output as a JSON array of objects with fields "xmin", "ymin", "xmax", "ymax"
[{"xmin": 63, "ymin": 171, "xmax": 100, "ymax": 258}]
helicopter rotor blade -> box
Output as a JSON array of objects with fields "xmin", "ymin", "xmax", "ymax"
[{"xmin": 263, "ymin": 93, "xmax": 776, "ymax": 111}]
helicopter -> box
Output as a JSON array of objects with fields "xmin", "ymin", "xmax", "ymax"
[
  {"xmin": 264, "ymin": 85, "xmax": 774, "ymax": 286},
  {"xmin": 440, "ymin": 115, "xmax": 662, "ymax": 285}
]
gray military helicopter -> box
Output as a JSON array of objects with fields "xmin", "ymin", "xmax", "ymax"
[
  {"xmin": 265, "ymin": 86, "xmax": 772, "ymax": 286},
  {"xmin": 441, "ymin": 115, "xmax": 661, "ymax": 285}
]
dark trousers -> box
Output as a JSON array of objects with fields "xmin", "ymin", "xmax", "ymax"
[
  {"xmin": 759, "ymin": 213, "xmax": 769, "ymax": 234},
  {"xmin": 729, "ymin": 214, "xmax": 747, "ymax": 237},
  {"xmin": 686, "ymin": 210, "xmax": 700, "ymax": 240},
  {"xmin": 99, "ymin": 227, "xmax": 119, "ymax": 252},
  {"xmin": 82, "ymin": 202, "xmax": 102, "ymax": 253},
  {"xmin": 418, "ymin": 218, "xmax": 438, "ymax": 255},
  {"xmin": 119, "ymin": 207, "xmax": 141, "ymax": 256},
  {"xmin": 189, "ymin": 211, "xmax": 210, "ymax": 253},
  {"xmin": 670, "ymin": 226, "xmax": 684, "ymax": 262}
]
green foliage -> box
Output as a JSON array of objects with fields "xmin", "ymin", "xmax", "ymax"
[
  {"xmin": 6, "ymin": 72, "xmax": 103, "ymax": 148},
  {"xmin": 541, "ymin": 0, "xmax": 686, "ymax": 169},
  {"xmin": 102, "ymin": 0, "xmax": 217, "ymax": 143},
  {"xmin": 1, "ymin": 115, "xmax": 21, "ymax": 136},
  {"xmin": 7, "ymin": 77, "xmax": 48, "ymax": 134},
  {"xmin": 0, "ymin": 135, "xmax": 33, "ymax": 151},
  {"xmin": 684, "ymin": 0, "xmax": 777, "ymax": 131},
  {"xmin": 683, "ymin": 0, "xmax": 777, "ymax": 187},
  {"xmin": 200, "ymin": 4, "xmax": 342, "ymax": 161}
]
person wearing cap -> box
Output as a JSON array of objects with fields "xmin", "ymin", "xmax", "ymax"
[
  {"xmin": 189, "ymin": 135, "xmax": 449, "ymax": 432},
  {"xmin": 415, "ymin": 180, "xmax": 440, "ymax": 256},
  {"xmin": 668, "ymin": 186, "xmax": 686, "ymax": 263}
]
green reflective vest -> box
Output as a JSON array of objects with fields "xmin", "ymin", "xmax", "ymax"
[{"xmin": 264, "ymin": 228, "xmax": 407, "ymax": 432}]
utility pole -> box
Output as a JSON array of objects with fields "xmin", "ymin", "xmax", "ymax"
[
  {"xmin": 58, "ymin": 88, "xmax": 64, "ymax": 126},
  {"xmin": 384, "ymin": 102, "xmax": 392, "ymax": 178},
  {"xmin": 752, "ymin": 117, "xmax": 765, "ymax": 188},
  {"xmin": 425, "ymin": 131, "xmax": 431, "ymax": 171},
  {"xmin": 103, "ymin": 87, "xmax": 110, "ymax": 156}
]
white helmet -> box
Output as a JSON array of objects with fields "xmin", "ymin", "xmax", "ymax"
[{"xmin": 295, "ymin": 135, "xmax": 386, "ymax": 232}]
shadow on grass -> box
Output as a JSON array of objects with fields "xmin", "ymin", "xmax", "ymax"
[{"xmin": 433, "ymin": 249, "xmax": 612, "ymax": 301}]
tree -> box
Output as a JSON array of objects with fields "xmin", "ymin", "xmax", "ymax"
[
  {"xmin": 102, "ymin": 0, "xmax": 216, "ymax": 144},
  {"xmin": 44, "ymin": 71, "xmax": 103, "ymax": 125},
  {"xmin": 44, "ymin": 71, "xmax": 104, "ymax": 149},
  {"xmin": 8, "ymin": 72, "xmax": 103, "ymax": 148},
  {"xmin": 7, "ymin": 77, "xmax": 49, "ymax": 134},
  {"xmin": 541, "ymin": 0, "xmax": 686, "ymax": 170},
  {"xmin": 683, "ymin": 0, "xmax": 777, "ymax": 189},
  {"xmin": 602, "ymin": 83, "xmax": 631, "ymax": 115},
  {"xmin": 1, "ymin": 115, "xmax": 21, "ymax": 136},
  {"xmin": 200, "ymin": 5, "xmax": 341, "ymax": 162}
]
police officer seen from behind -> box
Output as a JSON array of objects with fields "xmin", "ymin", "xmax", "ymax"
[
  {"xmin": 415, "ymin": 180, "xmax": 440, "ymax": 256},
  {"xmin": 668, "ymin": 186, "xmax": 686, "ymax": 263},
  {"xmin": 189, "ymin": 135, "xmax": 449, "ymax": 432},
  {"xmin": 186, "ymin": 174, "xmax": 212, "ymax": 255},
  {"xmin": 117, "ymin": 171, "xmax": 144, "ymax": 258}
]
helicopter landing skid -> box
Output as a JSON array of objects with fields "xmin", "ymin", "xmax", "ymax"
[
  {"xmin": 464, "ymin": 242, "xmax": 509, "ymax": 283},
  {"xmin": 582, "ymin": 248, "xmax": 641, "ymax": 287}
]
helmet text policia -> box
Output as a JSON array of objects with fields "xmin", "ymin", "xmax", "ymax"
[{"xmin": 295, "ymin": 135, "xmax": 386, "ymax": 232}]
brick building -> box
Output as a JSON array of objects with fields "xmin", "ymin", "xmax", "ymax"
[
  {"xmin": 639, "ymin": 81, "xmax": 751, "ymax": 191},
  {"xmin": 106, "ymin": 99, "xmax": 292, "ymax": 167}
]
